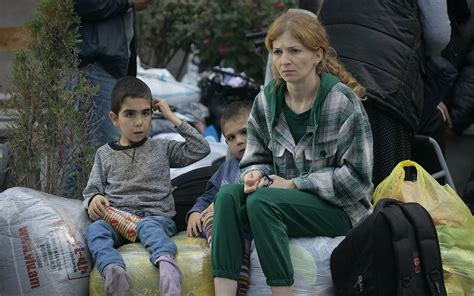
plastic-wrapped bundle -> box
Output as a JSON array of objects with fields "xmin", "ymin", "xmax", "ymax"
[
  {"xmin": 0, "ymin": 187, "xmax": 92, "ymax": 296},
  {"xmin": 248, "ymin": 236, "xmax": 344, "ymax": 295},
  {"xmin": 89, "ymin": 232, "xmax": 213, "ymax": 295},
  {"xmin": 437, "ymin": 225, "xmax": 474, "ymax": 295},
  {"xmin": 136, "ymin": 68, "xmax": 201, "ymax": 106}
]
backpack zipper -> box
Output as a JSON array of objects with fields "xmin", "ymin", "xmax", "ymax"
[
  {"xmin": 354, "ymin": 275, "xmax": 364, "ymax": 292},
  {"xmin": 430, "ymin": 270, "xmax": 442, "ymax": 295}
]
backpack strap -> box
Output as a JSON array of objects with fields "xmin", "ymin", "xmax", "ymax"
[
  {"xmin": 380, "ymin": 205, "xmax": 414, "ymax": 291},
  {"xmin": 375, "ymin": 198, "xmax": 402, "ymax": 211},
  {"xmin": 399, "ymin": 203, "xmax": 447, "ymax": 296}
]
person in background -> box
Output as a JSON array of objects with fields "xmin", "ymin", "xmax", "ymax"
[
  {"xmin": 442, "ymin": 0, "xmax": 474, "ymax": 135},
  {"xmin": 212, "ymin": 10, "xmax": 373, "ymax": 295},
  {"xmin": 64, "ymin": 0, "xmax": 153, "ymax": 199},
  {"xmin": 319, "ymin": 0, "xmax": 451, "ymax": 187},
  {"xmin": 75, "ymin": 0, "xmax": 152, "ymax": 146},
  {"xmin": 443, "ymin": 0, "xmax": 474, "ymax": 205},
  {"xmin": 83, "ymin": 76, "xmax": 210, "ymax": 296}
]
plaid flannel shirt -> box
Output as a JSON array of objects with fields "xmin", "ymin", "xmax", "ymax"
[{"xmin": 240, "ymin": 79, "xmax": 374, "ymax": 226}]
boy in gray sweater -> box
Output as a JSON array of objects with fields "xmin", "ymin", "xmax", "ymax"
[{"xmin": 83, "ymin": 76, "xmax": 210, "ymax": 296}]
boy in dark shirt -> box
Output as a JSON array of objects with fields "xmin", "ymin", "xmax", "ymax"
[
  {"xmin": 185, "ymin": 100, "xmax": 252, "ymax": 294},
  {"xmin": 186, "ymin": 100, "xmax": 252, "ymax": 237}
]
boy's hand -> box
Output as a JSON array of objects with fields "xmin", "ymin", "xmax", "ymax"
[
  {"xmin": 243, "ymin": 170, "xmax": 262, "ymax": 194},
  {"xmin": 201, "ymin": 202, "xmax": 214, "ymax": 216},
  {"xmin": 88, "ymin": 195, "xmax": 109, "ymax": 220},
  {"xmin": 152, "ymin": 99, "xmax": 182, "ymax": 127},
  {"xmin": 187, "ymin": 212, "xmax": 202, "ymax": 237}
]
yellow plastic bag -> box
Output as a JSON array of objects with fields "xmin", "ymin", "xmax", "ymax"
[
  {"xmin": 373, "ymin": 160, "xmax": 472, "ymax": 226},
  {"xmin": 374, "ymin": 160, "xmax": 474, "ymax": 295}
]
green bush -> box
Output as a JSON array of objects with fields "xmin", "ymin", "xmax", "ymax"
[
  {"xmin": 5, "ymin": 0, "xmax": 96, "ymax": 198},
  {"xmin": 138, "ymin": 0, "xmax": 295, "ymax": 83}
]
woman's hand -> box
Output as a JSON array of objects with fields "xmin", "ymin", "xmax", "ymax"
[
  {"xmin": 243, "ymin": 170, "xmax": 262, "ymax": 194},
  {"xmin": 268, "ymin": 175, "xmax": 296, "ymax": 189},
  {"xmin": 187, "ymin": 212, "xmax": 202, "ymax": 237},
  {"xmin": 88, "ymin": 195, "xmax": 109, "ymax": 220}
]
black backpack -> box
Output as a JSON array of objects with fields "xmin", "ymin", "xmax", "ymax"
[
  {"xmin": 171, "ymin": 162, "xmax": 222, "ymax": 232},
  {"xmin": 330, "ymin": 198, "xmax": 447, "ymax": 296}
]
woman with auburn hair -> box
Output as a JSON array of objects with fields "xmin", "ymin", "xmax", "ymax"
[
  {"xmin": 266, "ymin": 9, "xmax": 366, "ymax": 98},
  {"xmin": 212, "ymin": 9, "xmax": 373, "ymax": 295}
]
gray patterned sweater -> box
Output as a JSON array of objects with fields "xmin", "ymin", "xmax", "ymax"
[{"xmin": 83, "ymin": 121, "xmax": 210, "ymax": 218}]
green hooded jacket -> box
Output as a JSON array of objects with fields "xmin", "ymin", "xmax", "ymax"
[{"xmin": 240, "ymin": 73, "xmax": 374, "ymax": 226}]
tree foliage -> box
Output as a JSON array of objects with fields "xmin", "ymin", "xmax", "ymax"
[
  {"xmin": 5, "ymin": 0, "xmax": 96, "ymax": 198},
  {"xmin": 137, "ymin": 0, "xmax": 295, "ymax": 83}
]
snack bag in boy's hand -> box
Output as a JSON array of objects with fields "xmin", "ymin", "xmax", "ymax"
[{"xmin": 101, "ymin": 207, "xmax": 143, "ymax": 242}]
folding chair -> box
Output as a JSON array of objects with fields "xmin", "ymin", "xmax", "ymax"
[{"xmin": 414, "ymin": 135, "xmax": 456, "ymax": 192}]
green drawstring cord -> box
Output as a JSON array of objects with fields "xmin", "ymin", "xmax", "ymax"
[
  {"xmin": 271, "ymin": 130, "xmax": 278, "ymax": 175},
  {"xmin": 303, "ymin": 114, "xmax": 317, "ymax": 177}
]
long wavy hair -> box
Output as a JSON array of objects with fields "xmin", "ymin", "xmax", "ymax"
[{"xmin": 265, "ymin": 9, "xmax": 366, "ymax": 99}]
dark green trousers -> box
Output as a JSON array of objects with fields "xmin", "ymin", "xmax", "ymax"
[{"xmin": 211, "ymin": 184, "xmax": 351, "ymax": 286}]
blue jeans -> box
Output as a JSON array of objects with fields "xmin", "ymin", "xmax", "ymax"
[
  {"xmin": 87, "ymin": 214, "xmax": 177, "ymax": 275},
  {"xmin": 83, "ymin": 63, "xmax": 120, "ymax": 146}
]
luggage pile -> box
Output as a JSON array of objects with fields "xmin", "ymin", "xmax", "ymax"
[
  {"xmin": 2, "ymin": 159, "xmax": 473, "ymax": 295},
  {"xmin": 330, "ymin": 160, "xmax": 474, "ymax": 295}
]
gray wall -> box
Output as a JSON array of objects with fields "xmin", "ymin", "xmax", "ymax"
[{"xmin": 0, "ymin": 0, "xmax": 39, "ymax": 93}]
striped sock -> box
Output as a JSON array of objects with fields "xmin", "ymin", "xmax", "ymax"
[
  {"xmin": 238, "ymin": 233, "xmax": 252, "ymax": 295},
  {"xmin": 202, "ymin": 212, "xmax": 252, "ymax": 295},
  {"xmin": 202, "ymin": 211, "xmax": 214, "ymax": 247}
]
